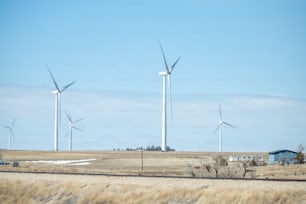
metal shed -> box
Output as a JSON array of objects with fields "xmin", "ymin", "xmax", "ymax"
[{"xmin": 268, "ymin": 150, "xmax": 298, "ymax": 164}]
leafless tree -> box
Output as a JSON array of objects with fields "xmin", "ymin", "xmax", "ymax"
[
  {"xmin": 296, "ymin": 145, "xmax": 305, "ymax": 164},
  {"xmin": 242, "ymin": 162, "xmax": 253, "ymax": 178},
  {"xmin": 213, "ymin": 155, "xmax": 228, "ymax": 177},
  {"xmin": 297, "ymin": 144, "xmax": 304, "ymax": 153},
  {"xmin": 204, "ymin": 163, "xmax": 212, "ymax": 172}
]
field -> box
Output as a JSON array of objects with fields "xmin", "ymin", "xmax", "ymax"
[{"xmin": 0, "ymin": 150, "xmax": 306, "ymax": 203}]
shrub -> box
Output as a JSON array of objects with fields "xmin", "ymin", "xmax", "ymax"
[
  {"xmin": 296, "ymin": 152, "xmax": 304, "ymax": 164},
  {"xmin": 216, "ymin": 155, "xmax": 228, "ymax": 167},
  {"xmin": 213, "ymin": 155, "xmax": 228, "ymax": 177},
  {"xmin": 249, "ymin": 159, "xmax": 257, "ymax": 166},
  {"xmin": 12, "ymin": 161, "xmax": 19, "ymax": 167}
]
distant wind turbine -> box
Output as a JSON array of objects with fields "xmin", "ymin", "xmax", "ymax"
[
  {"xmin": 65, "ymin": 111, "xmax": 83, "ymax": 152},
  {"xmin": 213, "ymin": 104, "xmax": 236, "ymax": 152},
  {"xmin": 158, "ymin": 41, "xmax": 181, "ymax": 152},
  {"xmin": 3, "ymin": 119, "xmax": 15, "ymax": 150},
  {"xmin": 48, "ymin": 67, "xmax": 75, "ymax": 151}
]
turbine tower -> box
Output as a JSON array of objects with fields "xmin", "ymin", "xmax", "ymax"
[
  {"xmin": 65, "ymin": 111, "xmax": 83, "ymax": 152},
  {"xmin": 48, "ymin": 67, "xmax": 75, "ymax": 151},
  {"xmin": 158, "ymin": 41, "xmax": 180, "ymax": 152},
  {"xmin": 213, "ymin": 104, "xmax": 236, "ymax": 152},
  {"xmin": 3, "ymin": 119, "xmax": 15, "ymax": 150}
]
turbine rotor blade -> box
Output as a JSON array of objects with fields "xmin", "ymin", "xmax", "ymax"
[
  {"xmin": 167, "ymin": 75, "xmax": 173, "ymax": 121},
  {"xmin": 223, "ymin": 121, "xmax": 236, "ymax": 128},
  {"xmin": 61, "ymin": 81, "xmax": 76, "ymax": 92},
  {"xmin": 213, "ymin": 123, "xmax": 222, "ymax": 134},
  {"xmin": 73, "ymin": 119, "xmax": 83, "ymax": 123},
  {"xmin": 218, "ymin": 103, "xmax": 223, "ymax": 121},
  {"xmin": 72, "ymin": 126, "xmax": 83, "ymax": 131},
  {"xmin": 11, "ymin": 119, "xmax": 16, "ymax": 128},
  {"xmin": 47, "ymin": 67, "xmax": 60, "ymax": 92},
  {"xmin": 170, "ymin": 56, "xmax": 181, "ymax": 73},
  {"xmin": 65, "ymin": 111, "xmax": 72, "ymax": 122},
  {"xmin": 64, "ymin": 130, "xmax": 70, "ymax": 138},
  {"xmin": 58, "ymin": 94, "xmax": 61, "ymax": 128},
  {"xmin": 159, "ymin": 41, "xmax": 170, "ymax": 73}
]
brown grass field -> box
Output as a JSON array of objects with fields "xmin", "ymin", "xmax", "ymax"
[{"xmin": 0, "ymin": 150, "xmax": 305, "ymax": 203}]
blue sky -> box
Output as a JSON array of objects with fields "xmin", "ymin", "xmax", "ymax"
[{"xmin": 0, "ymin": 0, "xmax": 305, "ymax": 152}]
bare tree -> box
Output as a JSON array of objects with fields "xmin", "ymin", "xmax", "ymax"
[
  {"xmin": 297, "ymin": 144, "xmax": 304, "ymax": 153},
  {"xmin": 242, "ymin": 162, "xmax": 252, "ymax": 178},
  {"xmin": 213, "ymin": 155, "xmax": 228, "ymax": 177},
  {"xmin": 204, "ymin": 163, "xmax": 212, "ymax": 172},
  {"xmin": 213, "ymin": 164, "xmax": 219, "ymax": 177},
  {"xmin": 296, "ymin": 144, "xmax": 305, "ymax": 164}
]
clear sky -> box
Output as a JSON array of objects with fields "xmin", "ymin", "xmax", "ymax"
[{"xmin": 1, "ymin": 0, "xmax": 306, "ymax": 152}]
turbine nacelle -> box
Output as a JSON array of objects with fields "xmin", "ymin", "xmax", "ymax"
[
  {"xmin": 52, "ymin": 90, "xmax": 60, "ymax": 94},
  {"xmin": 159, "ymin": 71, "xmax": 168, "ymax": 76}
]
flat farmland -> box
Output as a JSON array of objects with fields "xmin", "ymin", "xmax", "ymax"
[
  {"xmin": 0, "ymin": 151, "xmax": 248, "ymax": 175},
  {"xmin": 0, "ymin": 150, "xmax": 306, "ymax": 203},
  {"xmin": 1, "ymin": 150, "xmax": 305, "ymax": 179}
]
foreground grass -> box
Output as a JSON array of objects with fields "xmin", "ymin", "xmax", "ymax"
[{"xmin": 0, "ymin": 172, "xmax": 305, "ymax": 204}]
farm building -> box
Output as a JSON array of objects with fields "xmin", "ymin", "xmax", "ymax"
[
  {"xmin": 268, "ymin": 150, "xmax": 298, "ymax": 164},
  {"xmin": 229, "ymin": 155, "xmax": 263, "ymax": 162}
]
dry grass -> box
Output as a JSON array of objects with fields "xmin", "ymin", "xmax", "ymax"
[
  {"xmin": 256, "ymin": 164, "xmax": 306, "ymax": 179},
  {"xmin": 0, "ymin": 172, "xmax": 305, "ymax": 204}
]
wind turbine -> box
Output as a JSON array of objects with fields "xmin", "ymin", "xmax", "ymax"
[
  {"xmin": 3, "ymin": 119, "xmax": 15, "ymax": 150},
  {"xmin": 213, "ymin": 104, "xmax": 236, "ymax": 152},
  {"xmin": 158, "ymin": 41, "xmax": 181, "ymax": 152},
  {"xmin": 47, "ymin": 67, "xmax": 75, "ymax": 151},
  {"xmin": 64, "ymin": 111, "xmax": 83, "ymax": 152}
]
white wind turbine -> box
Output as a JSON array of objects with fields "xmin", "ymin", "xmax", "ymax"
[
  {"xmin": 48, "ymin": 67, "xmax": 75, "ymax": 151},
  {"xmin": 3, "ymin": 119, "xmax": 15, "ymax": 150},
  {"xmin": 158, "ymin": 42, "xmax": 181, "ymax": 152},
  {"xmin": 64, "ymin": 111, "xmax": 83, "ymax": 152},
  {"xmin": 213, "ymin": 104, "xmax": 236, "ymax": 152}
]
